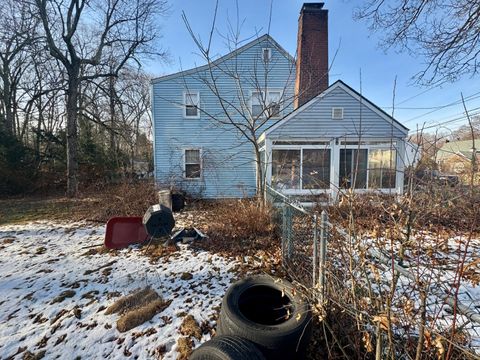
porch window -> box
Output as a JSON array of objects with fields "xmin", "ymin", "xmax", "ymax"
[
  {"xmin": 302, "ymin": 149, "xmax": 331, "ymax": 189},
  {"xmin": 368, "ymin": 149, "xmax": 396, "ymax": 189},
  {"xmin": 184, "ymin": 149, "xmax": 201, "ymax": 178},
  {"xmin": 340, "ymin": 148, "xmax": 396, "ymax": 189},
  {"xmin": 272, "ymin": 150, "xmax": 301, "ymax": 189},
  {"xmin": 340, "ymin": 149, "xmax": 368, "ymax": 189}
]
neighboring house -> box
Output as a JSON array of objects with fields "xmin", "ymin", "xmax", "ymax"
[
  {"xmin": 151, "ymin": 3, "xmax": 410, "ymax": 200},
  {"xmin": 437, "ymin": 139, "xmax": 479, "ymax": 175}
]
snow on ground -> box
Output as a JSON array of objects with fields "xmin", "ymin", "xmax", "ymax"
[
  {"xmin": 0, "ymin": 221, "xmax": 239, "ymax": 359},
  {"xmin": 348, "ymin": 233, "xmax": 480, "ymax": 352}
]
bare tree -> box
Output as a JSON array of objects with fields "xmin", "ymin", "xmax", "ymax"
[
  {"xmin": 179, "ymin": 2, "xmax": 299, "ymax": 198},
  {"xmin": 355, "ymin": 0, "xmax": 480, "ymax": 84},
  {"xmin": 34, "ymin": 0, "xmax": 167, "ymax": 196},
  {"xmin": 0, "ymin": 0, "xmax": 39, "ymax": 137}
]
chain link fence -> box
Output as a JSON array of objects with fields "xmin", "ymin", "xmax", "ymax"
[{"xmin": 266, "ymin": 185, "xmax": 480, "ymax": 358}]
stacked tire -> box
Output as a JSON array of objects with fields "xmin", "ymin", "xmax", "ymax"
[{"xmin": 190, "ymin": 275, "xmax": 311, "ymax": 360}]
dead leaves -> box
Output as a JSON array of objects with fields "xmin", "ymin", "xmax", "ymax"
[{"xmin": 372, "ymin": 314, "xmax": 397, "ymax": 331}]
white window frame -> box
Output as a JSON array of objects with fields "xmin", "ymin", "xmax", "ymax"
[
  {"xmin": 338, "ymin": 141, "xmax": 398, "ymax": 191},
  {"xmin": 250, "ymin": 89, "xmax": 283, "ymax": 119},
  {"xmin": 183, "ymin": 91, "xmax": 200, "ymax": 119},
  {"xmin": 271, "ymin": 142, "xmax": 332, "ymax": 195},
  {"xmin": 332, "ymin": 107, "xmax": 344, "ymax": 120},
  {"xmin": 183, "ymin": 148, "xmax": 202, "ymax": 179},
  {"xmin": 262, "ymin": 48, "xmax": 272, "ymax": 62}
]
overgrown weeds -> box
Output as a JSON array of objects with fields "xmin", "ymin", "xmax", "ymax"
[
  {"xmin": 189, "ymin": 199, "xmax": 280, "ymax": 257},
  {"xmin": 74, "ymin": 180, "xmax": 157, "ymax": 222}
]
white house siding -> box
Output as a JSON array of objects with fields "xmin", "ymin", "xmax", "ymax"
[{"xmin": 152, "ymin": 36, "xmax": 295, "ymax": 198}]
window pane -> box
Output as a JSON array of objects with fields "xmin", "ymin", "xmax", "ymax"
[
  {"xmin": 368, "ymin": 149, "xmax": 396, "ymax": 188},
  {"xmin": 252, "ymin": 104, "xmax": 264, "ymax": 117},
  {"xmin": 339, "ymin": 149, "xmax": 367, "ymax": 189},
  {"xmin": 353, "ymin": 149, "xmax": 368, "ymax": 189},
  {"xmin": 185, "ymin": 149, "xmax": 200, "ymax": 164},
  {"xmin": 185, "ymin": 93, "xmax": 198, "ymax": 106},
  {"xmin": 185, "ymin": 93, "xmax": 199, "ymax": 117},
  {"xmin": 185, "ymin": 105, "xmax": 198, "ymax": 117},
  {"xmin": 272, "ymin": 150, "xmax": 301, "ymax": 190},
  {"xmin": 339, "ymin": 149, "xmax": 352, "ymax": 189},
  {"xmin": 302, "ymin": 149, "xmax": 330, "ymax": 189},
  {"xmin": 262, "ymin": 48, "xmax": 271, "ymax": 62},
  {"xmin": 267, "ymin": 91, "xmax": 281, "ymax": 117},
  {"xmin": 185, "ymin": 164, "xmax": 201, "ymax": 178},
  {"xmin": 251, "ymin": 92, "xmax": 264, "ymax": 117}
]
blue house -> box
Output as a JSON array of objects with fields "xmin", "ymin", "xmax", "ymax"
[
  {"xmin": 151, "ymin": 34, "xmax": 296, "ymax": 198},
  {"xmin": 152, "ymin": 3, "xmax": 409, "ymax": 201}
]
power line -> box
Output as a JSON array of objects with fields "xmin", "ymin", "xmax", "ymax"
[
  {"xmin": 409, "ymin": 109, "xmax": 480, "ymax": 133},
  {"xmin": 382, "ymin": 93, "xmax": 480, "ymax": 110},
  {"xmin": 403, "ymin": 91, "xmax": 480, "ymax": 123},
  {"xmin": 395, "ymin": 82, "xmax": 445, "ymax": 106}
]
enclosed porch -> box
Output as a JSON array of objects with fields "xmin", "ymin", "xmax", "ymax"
[{"xmin": 259, "ymin": 136, "xmax": 405, "ymax": 203}]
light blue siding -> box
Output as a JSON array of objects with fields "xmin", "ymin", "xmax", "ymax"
[
  {"xmin": 267, "ymin": 83, "xmax": 408, "ymax": 140},
  {"xmin": 152, "ymin": 35, "xmax": 295, "ymax": 198}
]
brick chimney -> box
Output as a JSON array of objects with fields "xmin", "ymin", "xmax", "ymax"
[{"xmin": 294, "ymin": 3, "xmax": 329, "ymax": 109}]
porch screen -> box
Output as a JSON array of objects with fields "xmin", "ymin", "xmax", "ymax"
[
  {"xmin": 302, "ymin": 149, "xmax": 331, "ymax": 189},
  {"xmin": 339, "ymin": 149, "xmax": 368, "ymax": 189},
  {"xmin": 272, "ymin": 150, "xmax": 301, "ymax": 189},
  {"xmin": 368, "ymin": 149, "xmax": 396, "ymax": 189}
]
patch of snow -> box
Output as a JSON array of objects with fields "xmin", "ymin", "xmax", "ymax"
[{"xmin": 0, "ymin": 221, "xmax": 239, "ymax": 359}]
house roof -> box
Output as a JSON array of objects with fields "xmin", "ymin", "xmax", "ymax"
[
  {"xmin": 151, "ymin": 34, "xmax": 294, "ymax": 84},
  {"xmin": 261, "ymin": 80, "xmax": 409, "ymax": 139},
  {"xmin": 437, "ymin": 139, "xmax": 479, "ymax": 160}
]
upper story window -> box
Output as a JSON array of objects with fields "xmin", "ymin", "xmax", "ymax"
[
  {"xmin": 262, "ymin": 48, "xmax": 272, "ymax": 62},
  {"xmin": 184, "ymin": 92, "xmax": 200, "ymax": 118},
  {"xmin": 332, "ymin": 107, "xmax": 344, "ymax": 120},
  {"xmin": 251, "ymin": 90, "xmax": 282, "ymax": 118}
]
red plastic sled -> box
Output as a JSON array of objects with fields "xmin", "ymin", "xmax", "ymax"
[{"xmin": 104, "ymin": 217, "xmax": 149, "ymax": 249}]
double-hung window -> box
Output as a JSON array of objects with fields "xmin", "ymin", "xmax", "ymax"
[
  {"xmin": 184, "ymin": 149, "xmax": 201, "ymax": 179},
  {"xmin": 184, "ymin": 92, "xmax": 200, "ymax": 118},
  {"xmin": 251, "ymin": 90, "xmax": 282, "ymax": 118}
]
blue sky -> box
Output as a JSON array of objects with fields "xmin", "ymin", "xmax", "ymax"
[{"xmin": 145, "ymin": 0, "xmax": 480, "ymax": 135}]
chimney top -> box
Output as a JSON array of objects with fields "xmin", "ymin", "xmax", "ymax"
[{"xmin": 300, "ymin": 3, "xmax": 325, "ymax": 13}]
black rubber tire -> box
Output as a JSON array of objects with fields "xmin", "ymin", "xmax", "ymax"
[
  {"xmin": 190, "ymin": 335, "xmax": 266, "ymax": 360},
  {"xmin": 217, "ymin": 275, "xmax": 312, "ymax": 360}
]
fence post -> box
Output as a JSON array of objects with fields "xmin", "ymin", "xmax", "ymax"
[
  {"xmin": 312, "ymin": 214, "xmax": 318, "ymax": 288},
  {"xmin": 285, "ymin": 203, "xmax": 293, "ymax": 260},
  {"xmin": 318, "ymin": 210, "xmax": 328, "ymax": 305},
  {"xmin": 281, "ymin": 201, "xmax": 287, "ymax": 263}
]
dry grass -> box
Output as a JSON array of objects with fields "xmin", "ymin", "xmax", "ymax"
[
  {"xmin": 105, "ymin": 287, "xmax": 159, "ymax": 315},
  {"xmin": 179, "ymin": 315, "xmax": 202, "ymax": 340},
  {"xmin": 105, "ymin": 287, "xmax": 171, "ymax": 333},
  {"xmin": 75, "ymin": 180, "xmax": 158, "ymax": 222},
  {"xmin": 176, "ymin": 337, "xmax": 194, "ymax": 360},
  {"xmin": 329, "ymin": 185, "xmax": 480, "ymax": 235},
  {"xmin": 116, "ymin": 298, "xmax": 171, "ymax": 333},
  {"xmin": 183, "ymin": 199, "xmax": 280, "ymax": 260}
]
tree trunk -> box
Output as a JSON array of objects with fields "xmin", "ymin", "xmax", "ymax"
[
  {"xmin": 109, "ymin": 74, "xmax": 117, "ymax": 171},
  {"xmin": 1, "ymin": 69, "xmax": 14, "ymax": 136},
  {"xmin": 254, "ymin": 144, "xmax": 264, "ymax": 200},
  {"xmin": 66, "ymin": 65, "xmax": 80, "ymax": 197}
]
